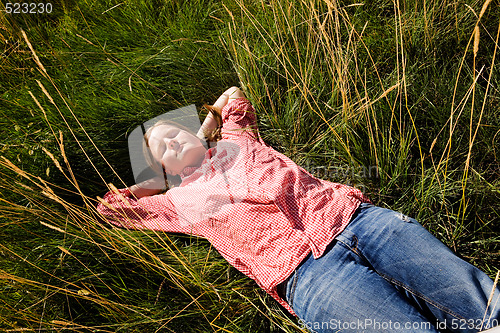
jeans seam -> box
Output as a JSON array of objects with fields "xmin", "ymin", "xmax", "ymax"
[
  {"xmin": 378, "ymin": 272, "xmax": 468, "ymax": 321},
  {"xmin": 288, "ymin": 270, "xmax": 299, "ymax": 309}
]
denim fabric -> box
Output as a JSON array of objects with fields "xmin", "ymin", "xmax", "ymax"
[{"xmin": 283, "ymin": 203, "xmax": 500, "ymax": 333}]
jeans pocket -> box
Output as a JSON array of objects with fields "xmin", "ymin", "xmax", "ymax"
[
  {"xmin": 335, "ymin": 229, "xmax": 359, "ymax": 254},
  {"xmin": 334, "ymin": 229, "xmax": 369, "ymax": 264}
]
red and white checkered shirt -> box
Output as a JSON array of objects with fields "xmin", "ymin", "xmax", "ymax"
[{"xmin": 97, "ymin": 98, "xmax": 371, "ymax": 315}]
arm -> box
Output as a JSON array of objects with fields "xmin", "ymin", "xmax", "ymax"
[
  {"xmin": 128, "ymin": 175, "xmax": 166, "ymax": 199},
  {"xmin": 96, "ymin": 183, "xmax": 200, "ymax": 234},
  {"xmin": 196, "ymin": 87, "xmax": 246, "ymax": 140},
  {"xmin": 219, "ymin": 92, "xmax": 260, "ymax": 141}
]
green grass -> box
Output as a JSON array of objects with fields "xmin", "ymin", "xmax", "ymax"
[{"xmin": 1, "ymin": 0, "xmax": 499, "ymax": 331}]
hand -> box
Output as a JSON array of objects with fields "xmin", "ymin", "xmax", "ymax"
[
  {"xmin": 212, "ymin": 86, "xmax": 246, "ymax": 113},
  {"xmin": 196, "ymin": 87, "xmax": 246, "ymax": 140},
  {"xmin": 226, "ymin": 86, "xmax": 246, "ymax": 103},
  {"xmin": 128, "ymin": 176, "xmax": 167, "ymax": 198}
]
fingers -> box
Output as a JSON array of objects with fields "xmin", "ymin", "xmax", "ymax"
[
  {"xmin": 212, "ymin": 94, "xmax": 229, "ymax": 112},
  {"xmin": 225, "ymin": 86, "xmax": 246, "ymax": 100},
  {"xmin": 211, "ymin": 87, "xmax": 246, "ymax": 112}
]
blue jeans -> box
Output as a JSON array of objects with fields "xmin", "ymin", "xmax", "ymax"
[{"xmin": 282, "ymin": 203, "xmax": 500, "ymax": 333}]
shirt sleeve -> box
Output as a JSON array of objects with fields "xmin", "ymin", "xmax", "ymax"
[
  {"xmin": 220, "ymin": 98, "xmax": 260, "ymax": 141},
  {"xmin": 96, "ymin": 187, "xmax": 202, "ymax": 236}
]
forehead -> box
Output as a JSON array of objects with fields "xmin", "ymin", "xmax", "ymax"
[{"xmin": 149, "ymin": 124, "xmax": 178, "ymax": 137}]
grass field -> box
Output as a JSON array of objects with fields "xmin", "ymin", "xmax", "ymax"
[{"xmin": 1, "ymin": 0, "xmax": 499, "ymax": 332}]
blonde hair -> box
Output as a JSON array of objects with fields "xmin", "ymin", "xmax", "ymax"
[{"xmin": 202, "ymin": 104, "xmax": 222, "ymax": 142}]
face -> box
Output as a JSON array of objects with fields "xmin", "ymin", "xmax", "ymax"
[{"xmin": 147, "ymin": 124, "xmax": 207, "ymax": 175}]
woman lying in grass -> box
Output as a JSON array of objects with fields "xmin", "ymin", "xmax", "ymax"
[{"xmin": 97, "ymin": 87, "xmax": 499, "ymax": 333}]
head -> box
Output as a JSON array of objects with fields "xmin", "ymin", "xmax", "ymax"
[{"xmin": 144, "ymin": 120, "xmax": 208, "ymax": 176}]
